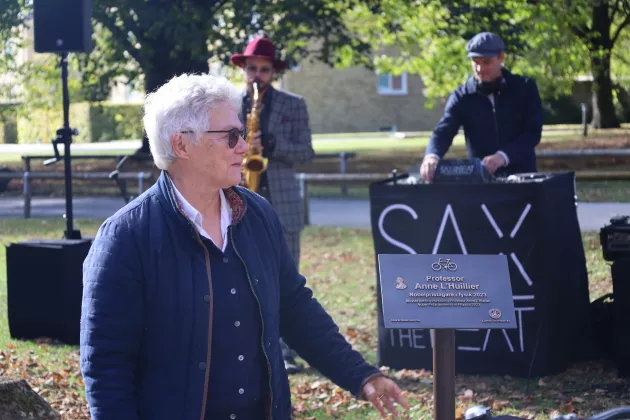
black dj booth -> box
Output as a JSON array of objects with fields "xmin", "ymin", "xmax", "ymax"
[{"xmin": 369, "ymin": 160, "xmax": 593, "ymax": 377}]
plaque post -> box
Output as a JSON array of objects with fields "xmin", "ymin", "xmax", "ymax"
[
  {"xmin": 376, "ymin": 253, "xmax": 515, "ymax": 420},
  {"xmin": 433, "ymin": 328, "xmax": 455, "ymax": 420}
]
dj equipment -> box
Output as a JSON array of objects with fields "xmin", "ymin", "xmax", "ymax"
[
  {"xmin": 33, "ymin": 0, "xmax": 93, "ymax": 53},
  {"xmin": 6, "ymin": 239, "xmax": 92, "ymax": 345},
  {"xmin": 370, "ymin": 170, "xmax": 592, "ymax": 377},
  {"xmin": 600, "ymin": 215, "xmax": 630, "ymax": 261},
  {"xmin": 429, "ymin": 159, "xmax": 552, "ymax": 186},
  {"xmin": 599, "ymin": 216, "xmax": 630, "ymax": 378},
  {"xmin": 434, "ymin": 158, "xmax": 494, "ymax": 184},
  {"xmin": 464, "ymin": 405, "xmax": 630, "ymax": 419},
  {"xmin": 610, "ymin": 260, "xmax": 630, "ymax": 378}
]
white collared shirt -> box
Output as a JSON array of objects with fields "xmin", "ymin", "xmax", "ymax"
[{"xmin": 172, "ymin": 183, "xmax": 232, "ymax": 252}]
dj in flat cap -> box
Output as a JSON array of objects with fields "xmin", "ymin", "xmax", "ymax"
[{"xmin": 421, "ymin": 31, "xmax": 543, "ymax": 182}]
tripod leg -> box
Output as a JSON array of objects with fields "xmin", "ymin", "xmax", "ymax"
[{"xmin": 110, "ymin": 172, "xmax": 131, "ymax": 204}]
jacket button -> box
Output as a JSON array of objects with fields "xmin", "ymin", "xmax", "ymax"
[
  {"xmin": 223, "ymin": 257, "xmax": 229, "ymax": 263},
  {"xmin": 198, "ymin": 362, "xmax": 206, "ymax": 370},
  {"xmin": 203, "ymin": 295, "xmax": 210, "ymax": 303}
]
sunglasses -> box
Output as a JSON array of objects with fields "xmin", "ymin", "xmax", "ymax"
[{"xmin": 181, "ymin": 127, "xmax": 247, "ymax": 149}]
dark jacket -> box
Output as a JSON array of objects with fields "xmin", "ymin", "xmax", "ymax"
[
  {"xmin": 80, "ymin": 171, "xmax": 381, "ymax": 420},
  {"xmin": 425, "ymin": 68, "xmax": 543, "ymax": 175},
  {"xmin": 240, "ymin": 87, "xmax": 314, "ymax": 233}
]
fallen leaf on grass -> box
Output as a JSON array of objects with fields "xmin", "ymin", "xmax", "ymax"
[
  {"xmin": 478, "ymin": 396, "xmax": 493, "ymax": 405},
  {"xmin": 393, "ymin": 369, "xmax": 431, "ymax": 381},
  {"xmin": 493, "ymin": 400, "xmax": 511, "ymax": 410},
  {"xmin": 310, "ymin": 381, "xmax": 322, "ymax": 390},
  {"xmin": 557, "ymin": 401, "xmax": 576, "ymax": 415},
  {"xmin": 0, "ymin": 348, "xmax": 90, "ymax": 419}
]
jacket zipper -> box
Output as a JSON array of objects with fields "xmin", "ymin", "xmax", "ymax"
[
  {"xmin": 491, "ymin": 95, "xmax": 500, "ymax": 151},
  {"xmin": 229, "ymin": 227, "xmax": 274, "ymax": 420},
  {"xmin": 173, "ymin": 204, "xmax": 213, "ymax": 420},
  {"xmin": 195, "ymin": 231, "xmax": 213, "ymax": 420},
  {"xmin": 165, "ymin": 175, "xmax": 213, "ymax": 420}
]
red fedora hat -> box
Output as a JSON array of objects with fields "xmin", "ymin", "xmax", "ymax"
[{"xmin": 230, "ymin": 37, "xmax": 288, "ymax": 72}]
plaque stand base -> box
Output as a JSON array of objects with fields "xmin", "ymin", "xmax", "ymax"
[{"xmin": 433, "ymin": 328, "xmax": 455, "ymax": 420}]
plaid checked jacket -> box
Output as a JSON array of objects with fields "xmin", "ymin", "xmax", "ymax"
[{"xmin": 240, "ymin": 87, "xmax": 315, "ymax": 233}]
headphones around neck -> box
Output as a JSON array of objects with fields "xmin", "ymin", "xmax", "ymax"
[{"xmin": 476, "ymin": 76, "xmax": 507, "ymax": 96}]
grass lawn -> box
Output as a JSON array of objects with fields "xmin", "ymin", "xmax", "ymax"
[
  {"xmin": 1, "ymin": 219, "xmax": 628, "ymax": 419},
  {"xmin": 0, "ymin": 124, "xmax": 628, "ymax": 164},
  {"xmin": 310, "ymin": 126, "xmax": 630, "ymax": 155}
]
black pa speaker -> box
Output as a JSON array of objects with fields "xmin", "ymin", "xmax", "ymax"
[
  {"xmin": 611, "ymin": 259, "xmax": 630, "ymax": 377},
  {"xmin": 6, "ymin": 239, "xmax": 93, "ymax": 345},
  {"xmin": 33, "ymin": 0, "xmax": 93, "ymax": 53}
]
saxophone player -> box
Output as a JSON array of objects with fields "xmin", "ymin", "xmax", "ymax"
[{"xmin": 230, "ymin": 37, "xmax": 315, "ymax": 374}]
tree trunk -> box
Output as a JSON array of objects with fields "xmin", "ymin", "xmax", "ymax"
[
  {"xmin": 0, "ymin": 376, "xmax": 61, "ymax": 420},
  {"xmin": 589, "ymin": 0, "xmax": 620, "ymax": 129},
  {"xmin": 590, "ymin": 51, "xmax": 620, "ymax": 129},
  {"xmin": 136, "ymin": 48, "xmax": 210, "ymax": 155},
  {"xmin": 615, "ymin": 84, "xmax": 630, "ymax": 122}
]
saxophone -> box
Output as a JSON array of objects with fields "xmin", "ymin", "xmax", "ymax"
[{"xmin": 242, "ymin": 81, "xmax": 268, "ymax": 193}]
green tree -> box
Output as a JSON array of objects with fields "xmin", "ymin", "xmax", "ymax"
[
  {"xmin": 562, "ymin": 0, "xmax": 630, "ymax": 127},
  {"xmin": 612, "ymin": 24, "xmax": 630, "ymax": 121},
  {"xmin": 0, "ymin": 2, "xmax": 129, "ymax": 127},
  {"xmin": 343, "ymin": 0, "xmax": 630, "ymax": 128},
  {"xmin": 0, "ymin": 4, "xmax": 86, "ymax": 126},
  {"xmin": 92, "ymin": 0, "xmax": 377, "ymax": 152},
  {"xmin": 1, "ymin": 0, "xmax": 376, "ymax": 150}
]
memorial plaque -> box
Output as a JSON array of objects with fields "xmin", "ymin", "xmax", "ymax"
[{"xmin": 378, "ymin": 254, "xmax": 516, "ymax": 330}]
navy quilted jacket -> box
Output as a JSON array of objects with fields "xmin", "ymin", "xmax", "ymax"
[
  {"xmin": 426, "ymin": 68, "xmax": 543, "ymax": 175},
  {"xmin": 79, "ymin": 170, "xmax": 381, "ymax": 420}
]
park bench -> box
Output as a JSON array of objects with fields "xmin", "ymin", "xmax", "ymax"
[
  {"xmin": 1, "ymin": 151, "xmax": 358, "ymax": 219},
  {"xmin": 0, "ymin": 154, "xmax": 153, "ymax": 218}
]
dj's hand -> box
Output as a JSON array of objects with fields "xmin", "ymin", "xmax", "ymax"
[
  {"xmin": 248, "ymin": 130, "xmax": 263, "ymax": 153},
  {"xmin": 420, "ymin": 156, "xmax": 439, "ymax": 184},
  {"xmin": 482, "ymin": 153, "xmax": 506, "ymax": 175}
]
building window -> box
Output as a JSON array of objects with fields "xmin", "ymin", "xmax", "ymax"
[{"xmin": 377, "ymin": 72, "xmax": 408, "ymax": 95}]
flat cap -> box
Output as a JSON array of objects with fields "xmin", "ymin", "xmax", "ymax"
[{"xmin": 465, "ymin": 32, "xmax": 505, "ymax": 58}]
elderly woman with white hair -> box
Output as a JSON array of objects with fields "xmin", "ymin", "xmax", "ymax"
[{"xmin": 79, "ymin": 73, "xmax": 408, "ymax": 420}]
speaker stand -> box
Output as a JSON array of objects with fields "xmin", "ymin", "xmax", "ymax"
[{"xmin": 42, "ymin": 51, "xmax": 81, "ymax": 240}]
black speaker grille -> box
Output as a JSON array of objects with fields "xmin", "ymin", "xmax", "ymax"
[{"xmin": 33, "ymin": 0, "xmax": 92, "ymax": 53}]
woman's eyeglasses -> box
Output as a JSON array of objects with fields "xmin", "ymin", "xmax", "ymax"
[{"xmin": 180, "ymin": 127, "xmax": 247, "ymax": 149}]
